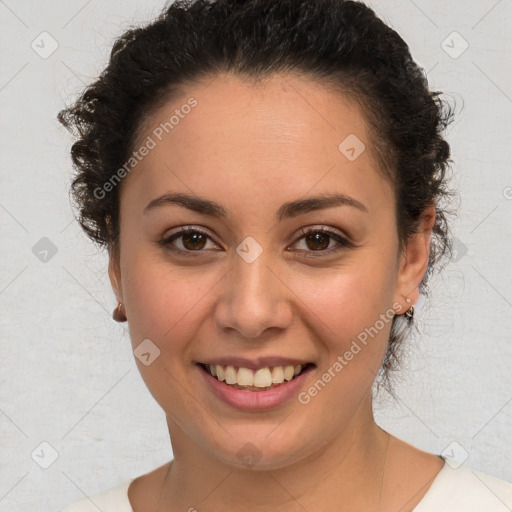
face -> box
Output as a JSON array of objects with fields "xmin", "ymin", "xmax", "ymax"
[{"xmin": 109, "ymin": 72, "xmax": 430, "ymax": 469}]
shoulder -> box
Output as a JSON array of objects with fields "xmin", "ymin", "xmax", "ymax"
[
  {"xmin": 59, "ymin": 479, "xmax": 134, "ymax": 512},
  {"xmin": 414, "ymin": 459, "xmax": 512, "ymax": 512}
]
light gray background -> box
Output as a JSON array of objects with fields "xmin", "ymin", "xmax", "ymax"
[{"xmin": 0, "ymin": 1, "xmax": 511, "ymax": 511}]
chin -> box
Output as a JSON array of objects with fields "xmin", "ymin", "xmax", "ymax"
[{"xmin": 202, "ymin": 427, "xmax": 316, "ymax": 472}]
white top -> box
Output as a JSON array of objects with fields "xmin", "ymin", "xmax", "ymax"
[{"xmin": 60, "ymin": 458, "xmax": 512, "ymax": 511}]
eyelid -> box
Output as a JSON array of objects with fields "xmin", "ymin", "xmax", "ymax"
[
  {"xmin": 159, "ymin": 225, "xmax": 222, "ymax": 252},
  {"xmin": 290, "ymin": 225, "xmax": 355, "ymax": 253},
  {"xmin": 164, "ymin": 225, "xmax": 214, "ymax": 239},
  {"xmin": 295, "ymin": 225, "xmax": 350, "ymax": 241},
  {"xmin": 159, "ymin": 224, "xmax": 355, "ymax": 255}
]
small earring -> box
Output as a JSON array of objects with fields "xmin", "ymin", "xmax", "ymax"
[{"xmin": 112, "ymin": 302, "xmax": 127, "ymax": 322}]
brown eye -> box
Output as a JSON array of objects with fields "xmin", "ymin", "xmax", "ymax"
[
  {"xmin": 160, "ymin": 227, "xmax": 219, "ymax": 253},
  {"xmin": 181, "ymin": 232, "xmax": 207, "ymax": 250},
  {"xmin": 291, "ymin": 226, "xmax": 355, "ymax": 256},
  {"xmin": 304, "ymin": 231, "xmax": 330, "ymax": 251}
]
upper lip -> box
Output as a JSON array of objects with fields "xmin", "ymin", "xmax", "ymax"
[{"xmin": 198, "ymin": 357, "xmax": 315, "ymax": 371}]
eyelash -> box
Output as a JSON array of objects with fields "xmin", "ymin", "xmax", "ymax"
[
  {"xmin": 294, "ymin": 226, "xmax": 355, "ymax": 255},
  {"xmin": 158, "ymin": 225, "xmax": 354, "ymax": 257}
]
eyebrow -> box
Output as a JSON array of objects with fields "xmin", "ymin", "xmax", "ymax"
[{"xmin": 143, "ymin": 192, "xmax": 368, "ymax": 220}]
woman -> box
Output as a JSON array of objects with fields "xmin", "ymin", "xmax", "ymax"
[{"xmin": 57, "ymin": 0, "xmax": 512, "ymax": 510}]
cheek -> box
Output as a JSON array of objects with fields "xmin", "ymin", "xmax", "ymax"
[
  {"xmin": 120, "ymin": 248, "xmax": 213, "ymax": 349},
  {"xmin": 288, "ymin": 250, "xmax": 398, "ymax": 388},
  {"xmin": 291, "ymin": 271, "xmax": 395, "ymax": 421},
  {"xmin": 294, "ymin": 259, "xmax": 397, "ymax": 342},
  {"xmin": 114, "ymin": 215, "xmax": 213, "ymax": 415},
  {"xmin": 120, "ymin": 249, "xmax": 216, "ymax": 411}
]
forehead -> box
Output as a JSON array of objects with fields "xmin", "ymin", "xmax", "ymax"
[
  {"xmin": 125, "ymin": 72, "xmax": 392, "ymax": 217},
  {"xmin": 137, "ymin": 71, "xmax": 373, "ymax": 159}
]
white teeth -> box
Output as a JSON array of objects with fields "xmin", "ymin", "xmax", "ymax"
[
  {"xmin": 271, "ymin": 366, "xmax": 284, "ymax": 384},
  {"xmin": 237, "ymin": 367, "xmax": 254, "ymax": 386},
  {"xmin": 224, "ymin": 365, "xmax": 238, "ymax": 385},
  {"xmin": 207, "ymin": 364, "xmax": 305, "ymax": 388},
  {"xmin": 215, "ymin": 364, "xmax": 225, "ymax": 381},
  {"xmin": 283, "ymin": 365, "xmax": 295, "ymax": 381},
  {"xmin": 253, "ymin": 368, "xmax": 272, "ymax": 388}
]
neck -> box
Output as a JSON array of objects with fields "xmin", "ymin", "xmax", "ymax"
[{"xmin": 157, "ymin": 396, "xmax": 390, "ymax": 511}]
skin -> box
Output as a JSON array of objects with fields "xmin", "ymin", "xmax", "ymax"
[{"xmin": 108, "ymin": 72, "xmax": 444, "ymax": 511}]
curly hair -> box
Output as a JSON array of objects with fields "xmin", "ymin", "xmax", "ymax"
[{"xmin": 58, "ymin": 0, "xmax": 455, "ymax": 395}]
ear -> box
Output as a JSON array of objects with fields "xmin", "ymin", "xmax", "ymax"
[
  {"xmin": 393, "ymin": 205, "xmax": 435, "ymax": 313},
  {"xmin": 108, "ymin": 247, "xmax": 124, "ymax": 304}
]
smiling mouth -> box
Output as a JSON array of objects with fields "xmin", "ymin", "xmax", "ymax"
[{"xmin": 198, "ymin": 363, "xmax": 315, "ymax": 391}]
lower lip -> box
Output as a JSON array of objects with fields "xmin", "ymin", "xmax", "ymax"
[{"xmin": 198, "ymin": 365, "xmax": 314, "ymax": 411}]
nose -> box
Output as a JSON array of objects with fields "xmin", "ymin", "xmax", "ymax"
[{"xmin": 213, "ymin": 251, "xmax": 293, "ymax": 340}]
